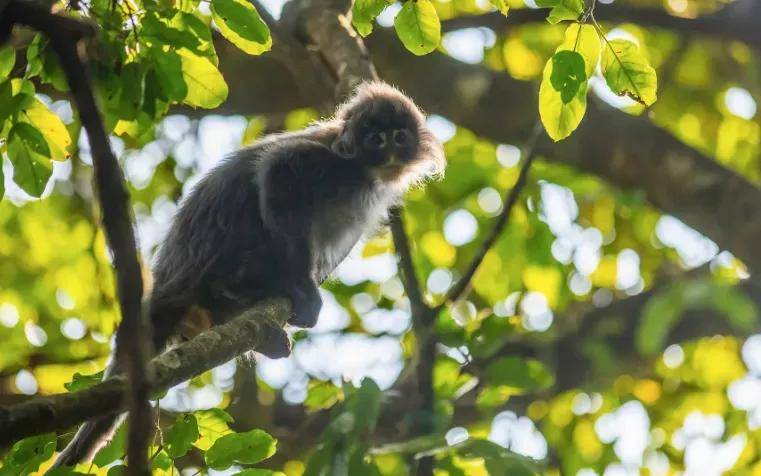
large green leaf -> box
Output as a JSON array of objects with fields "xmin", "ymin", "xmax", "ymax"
[
  {"xmin": 0, "ymin": 434, "xmax": 56, "ymax": 476},
  {"xmin": 166, "ymin": 414, "xmax": 200, "ymax": 458},
  {"xmin": 539, "ymin": 50, "xmax": 588, "ymax": 141},
  {"xmin": 93, "ymin": 424, "xmax": 127, "ymax": 467},
  {"xmin": 7, "ymin": 122, "xmax": 53, "ymax": 197},
  {"xmin": 556, "ymin": 23, "xmax": 600, "ymax": 77},
  {"xmin": 352, "ymin": 0, "xmax": 390, "ymax": 37},
  {"xmin": 601, "ymin": 38, "xmax": 657, "ymax": 107},
  {"xmin": 178, "ymin": 49, "xmax": 229, "ymax": 108},
  {"xmin": 153, "ymin": 49, "xmax": 188, "ymax": 102},
  {"xmin": 194, "ymin": 408, "xmax": 234, "ymax": 451},
  {"xmin": 205, "ymin": 429, "xmax": 277, "ymax": 470},
  {"xmin": 394, "ymin": 0, "xmax": 440, "ymax": 56},
  {"xmin": 22, "ymin": 98, "xmax": 72, "ymax": 161},
  {"xmin": 0, "ymin": 46, "xmax": 15, "ymax": 79},
  {"xmin": 211, "ymin": 0, "xmax": 271, "ymax": 55},
  {"xmin": 535, "ymin": 0, "xmax": 583, "ymax": 24}
]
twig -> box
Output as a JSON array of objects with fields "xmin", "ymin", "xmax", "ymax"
[
  {"xmin": 390, "ymin": 211, "xmax": 428, "ymax": 322},
  {"xmin": 4, "ymin": 1, "xmax": 151, "ymax": 473},
  {"xmin": 435, "ymin": 122, "xmax": 544, "ymax": 313},
  {"xmin": 0, "ymin": 298, "xmax": 291, "ymax": 446}
]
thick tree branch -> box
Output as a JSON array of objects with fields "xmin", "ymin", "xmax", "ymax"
[
  {"xmin": 441, "ymin": 0, "xmax": 761, "ymax": 51},
  {"xmin": 0, "ymin": 299, "xmax": 290, "ymax": 446},
  {"xmin": 4, "ymin": 1, "xmax": 150, "ymax": 472}
]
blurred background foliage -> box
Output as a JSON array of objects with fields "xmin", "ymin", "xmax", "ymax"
[{"xmin": 1, "ymin": 0, "xmax": 761, "ymax": 474}]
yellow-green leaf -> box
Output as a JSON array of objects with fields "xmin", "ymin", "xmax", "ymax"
[
  {"xmin": 601, "ymin": 39, "xmax": 657, "ymax": 107},
  {"xmin": 7, "ymin": 122, "xmax": 53, "ymax": 197},
  {"xmin": 352, "ymin": 0, "xmax": 390, "ymax": 37},
  {"xmin": 23, "ymin": 98, "xmax": 72, "ymax": 161},
  {"xmin": 178, "ymin": 49, "xmax": 229, "ymax": 108},
  {"xmin": 394, "ymin": 0, "xmax": 440, "ymax": 56},
  {"xmin": 536, "ymin": 0, "xmax": 583, "ymax": 24},
  {"xmin": 557, "ymin": 23, "xmax": 600, "ymax": 78},
  {"xmin": 539, "ymin": 52, "xmax": 588, "ymax": 141},
  {"xmin": 0, "ymin": 46, "xmax": 15, "ymax": 79},
  {"xmin": 211, "ymin": 0, "xmax": 271, "ymax": 55}
]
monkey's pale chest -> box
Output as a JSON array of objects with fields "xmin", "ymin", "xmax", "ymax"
[{"xmin": 309, "ymin": 187, "xmax": 395, "ymax": 282}]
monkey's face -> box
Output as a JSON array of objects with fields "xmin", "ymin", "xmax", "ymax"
[{"xmin": 333, "ymin": 98, "xmax": 421, "ymax": 181}]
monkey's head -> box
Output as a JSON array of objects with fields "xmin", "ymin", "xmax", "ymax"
[{"xmin": 332, "ymin": 81, "xmax": 446, "ymax": 187}]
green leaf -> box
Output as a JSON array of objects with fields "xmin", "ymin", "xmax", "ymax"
[
  {"xmin": 153, "ymin": 49, "xmax": 188, "ymax": 102},
  {"xmin": 166, "ymin": 414, "xmax": 200, "ymax": 458},
  {"xmin": 93, "ymin": 424, "xmax": 127, "ymax": 467},
  {"xmin": 0, "ymin": 79, "xmax": 36, "ymax": 125},
  {"xmin": 394, "ymin": 0, "xmax": 440, "ymax": 56},
  {"xmin": 194, "ymin": 408, "xmax": 234, "ymax": 450},
  {"xmin": 64, "ymin": 371, "xmax": 104, "ymax": 392},
  {"xmin": 352, "ymin": 0, "xmax": 390, "ymax": 37},
  {"xmin": 539, "ymin": 52, "xmax": 588, "ymax": 141},
  {"xmin": 0, "ymin": 433, "xmax": 56, "ymax": 475},
  {"xmin": 304, "ymin": 380, "xmax": 344, "ymax": 411},
  {"xmin": 549, "ymin": 50, "xmax": 586, "ymax": 103},
  {"xmin": 205, "ymin": 429, "xmax": 277, "ymax": 470},
  {"xmin": 344, "ymin": 377, "xmax": 382, "ymax": 433},
  {"xmin": 556, "ymin": 23, "xmax": 600, "ymax": 77},
  {"xmin": 178, "ymin": 49, "xmax": 229, "ymax": 108},
  {"xmin": 23, "ymin": 98, "xmax": 72, "ymax": 160},
  {"xmin": 211, "ymin": 0, "xmax": 271, "ymax": 55},
  {"xmin": 490, "ymin": 0, "xmax": 509, "ymax": 16},
  {"xmin": 7, "ymin": 122, "xmax": 53, "ymax": 197},
  {"xmin": 114, "ymin": 62, "xmax": 146, "ymax": 120},
  {"xmin": 484, "ymin": 356, "xmax": 554, "ymax": 394},
  {"xmin": 0, "ymin": 46, "xmax": 15, "ymax": 79},
  {"xmin": 535, "ymin": 0, "xmax": 584, "ymax": 24},
  {"xmin": 601, "ymin": 38, "xmax": 657, "ymax": 107}
]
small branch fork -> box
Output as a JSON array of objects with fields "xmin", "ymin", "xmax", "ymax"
[{"xmin": 3, "ymin": 1, "xmax": 148, "ymax": 472}]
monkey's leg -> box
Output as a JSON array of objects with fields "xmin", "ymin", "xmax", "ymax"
[{"xmin": 281, "ymin": 239, "xmax": 323, "ymax": 328}]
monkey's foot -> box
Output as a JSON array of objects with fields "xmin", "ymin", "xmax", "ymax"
[
  {"xmin": 258, "ymin": 326, "xmax": 291, "ymax": 359},
  {"xmin": 287, "ymin": 284, "xmax": 322, "ymax": 328}
]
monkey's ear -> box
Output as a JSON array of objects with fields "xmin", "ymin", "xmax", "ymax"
[{"xmin": 332, "ymin": 129, "xmax": 357, "ymax": 159}]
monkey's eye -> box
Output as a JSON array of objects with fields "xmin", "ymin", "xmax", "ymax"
[
  {"xmin": 365, "ymin": 131, "xmax": 387, "ymax": 149},
  {"xmin": 393, "ymin": 129, "xmax": 411, "ymax": 146}
]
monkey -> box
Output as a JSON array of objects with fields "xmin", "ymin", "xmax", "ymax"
[{"xmin": 51, "ymin": 81, "xmax": 445, "ymax": 469}]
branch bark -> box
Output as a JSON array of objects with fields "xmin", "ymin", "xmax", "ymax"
[
  {"xmin": 4, "ymin": 1, "xmax": 150, "ymax": 472},
  {"xmin": 0, "ymin": 299, "xmax": 290, "ymax": 446}
]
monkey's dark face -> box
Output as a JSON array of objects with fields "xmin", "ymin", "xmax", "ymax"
[{"xmin": 333, "ymin": 98, "xmax": 421, "ymax": 180}]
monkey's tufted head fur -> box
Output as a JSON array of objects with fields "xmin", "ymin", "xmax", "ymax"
[{"xmin": 332, "ymin": 81, "xmax": 446, "ymax": 188}]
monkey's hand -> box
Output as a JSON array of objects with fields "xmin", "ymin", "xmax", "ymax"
[{"xmin": 288, "ymin": 278, "xmax": 322, "ymax": 328}]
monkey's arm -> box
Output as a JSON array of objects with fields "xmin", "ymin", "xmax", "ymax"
[{"xmin": 257, "ymin": 140, "xmax": 337, "ymax": 327}]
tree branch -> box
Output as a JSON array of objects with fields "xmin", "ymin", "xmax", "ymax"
[
  {"xmin": 436, "ymin": 122, "xmax": 543, "ymax": 312},
  {"xmin": 4, "ymin": 1, "xmax": 150, "ymax": 471},
  {"xmin": 0, "ymin": 299, "xmax": 291, "ymax": 446}
]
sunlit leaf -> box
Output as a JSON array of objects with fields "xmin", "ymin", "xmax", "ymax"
[
  {"xmin": 211, "ymin": 0, "xmax": 271, "ymax": 55},
  {"xmin": 539, "ymin": 51, "xmax": 587, "ymax": 141},
  {"xmin": 394, "ymin": 0, "xmax": 440, "ymax": 56},
  {"xmin": 205, "ymin": 429, "xmax": 277, "ymax": 470},
  {"xmin": 166, "ymin": 414, "xmax": 200, "ymax": 458},
  {"xmin": 7, "ymin": 122, "xmax": 53, "ymax": 197},
  {"xmin": 535, "ymin": 0, "xmax": 583, "ymax": 24},
  {"xmin": 556, "ymin": 23, "xmax": 600, "ymax": 77},
  {"xmin": 352, "ymin": 0, "xmax": 390, "ymax": 37},
  {"xmin": 22, "ymin": 98, "xmax": 72, "ymax": 160},
  {"xmin": 64, "ymin": 371, "xmax": 104, "ymax": 392},
  {"xmin": 0, "ymin": 434, "xmax": 56, "ymax": 475},
  {"xmin": 601, "ymin": 38, "xmax": 657, "ymax": 107},
  {"xmin": 0, "ymin": 46, "xmax": 15, "ymax": 79},
  {"xmin": 178, "ymin": 49, "xmax": 229, "ymax": 108},
  {"xmin": 304, "ymin": 380, "xmax": 344, "ymax": 411},
  {"xmin": 194, "ymin": 408, "xmax": 234, "ymax": 451}
]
